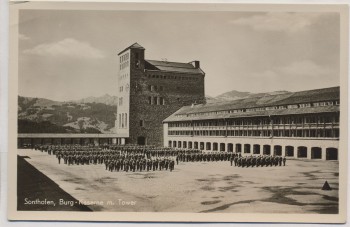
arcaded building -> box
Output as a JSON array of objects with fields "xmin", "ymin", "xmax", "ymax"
[
  {"xmin": 116, "ymin": 43, "xmax": 206, "ymax": 146},
  {"xmin": 163, "ymin": 87, "xmax": 340, "ymax": 160}
]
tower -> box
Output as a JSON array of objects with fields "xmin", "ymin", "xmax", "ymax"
[{"xmin": 116, "ymin": 43, "xmax": 205, "ymax": 146}]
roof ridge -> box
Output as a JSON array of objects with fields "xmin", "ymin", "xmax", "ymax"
[
  {"xmin": 146, "ymin": 59, "xmax": 194, "ymax": 68},
  {"xmin": 118, "ymin": 42, "xmax": 145, "ymax": 55}
]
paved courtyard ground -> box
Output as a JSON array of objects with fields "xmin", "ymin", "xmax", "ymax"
[{"xmin": 17, "ymin": 149, "xmax": 339, "ymax": 213}]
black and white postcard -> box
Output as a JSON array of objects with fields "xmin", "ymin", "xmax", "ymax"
[{"xmin": 8, "ymin": 2, "xmax": 348, "ymax": 223}]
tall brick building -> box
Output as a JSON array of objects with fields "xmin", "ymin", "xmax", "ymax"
[{"xmin": 115, "ymin": 43, "xmax": 205, "ymax": 146}]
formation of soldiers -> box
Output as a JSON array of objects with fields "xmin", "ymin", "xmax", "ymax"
[
  {"xmin": 105, "ymin": 156, "xmax": 175, "ymax": 172},
  {"xmin": 232, "ymin": 155, "xmax": 287, "ymax": 167},
  {"xmin": 33, "ymin": 144, "xmax": 287, "ymax": 172},
  {"xmin": 33, "ymin": 144, "xmax": 202, "ymax": 172},
  {"xmin": 177, "ymin": 152, "xmax": 236, "ymax": 163}
]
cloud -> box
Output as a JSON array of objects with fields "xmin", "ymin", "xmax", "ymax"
[
  {"xmin": 23, "ymin": 38, "xmax": 105, "ymax": 59},
  {"xmin": 251, "ymin": 60, "xmax": 332, "ymax": 79},
  {"xmin": 250, "ymin": 70, "xmax": 278, "ymax": 79},
  {"xmin": 231, "ymin": 13, "xmax": 322, "ymax": 33},
  {"xmin": 278, "ymin": 60, "xmax": 331, "ymax": 77},
  {"xmin": 19, "ymin": 34, "xmax": 30, "ymax": 40}
]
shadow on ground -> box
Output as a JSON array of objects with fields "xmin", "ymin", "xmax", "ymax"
[{"xmin": 17, "ymin": 155, "xmax": 92, "ymax": 211}]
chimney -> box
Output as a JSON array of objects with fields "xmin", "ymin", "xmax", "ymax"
[{"xmin": 190, "ymin": 61, "xmax": 200, "ymax": 69}]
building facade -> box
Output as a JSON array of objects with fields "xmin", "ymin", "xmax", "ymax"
[
  {"xmin": 116, "ymin": 43, "xmax": 206, "ymax": 146},
  {"xmin": 163, "ymin": 87, "xmax": 340, "ymax": 160}
]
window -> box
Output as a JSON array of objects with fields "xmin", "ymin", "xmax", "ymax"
[
  {"xmin": 140, "ymin": 120, "xmax": 144, "ymax": 127},
  {"xmin": 154, "ymin": 97, "xmax": 158, "ymax": 105},
  {"xmin": 299, "ymin": 103, "xmax": 311, "ymax": 108},
  {"xmin": 148, "ymin": 85, "xmax": 152, "ymax": 91},
  {"xmin": 125, "ymin": 113, "xmax": 127, "ymax": 128},
  {"xmin": 119, "ymin": 114, "xmax": 121, "ymax": 128},
  {"xmin": 148, "ymin": 96, "xmax": 152, "ymax": 104},
  {"xmin": 160, "ymin": 97, "xmax": 165, "ymax": 105},
  {"xmin": 121, "ymin": 113, "xmax": 124, "ymax": 128}
]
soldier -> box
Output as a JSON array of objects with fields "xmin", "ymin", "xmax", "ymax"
[
  {"xmin": 153, "ymin": 159, "xmax": 158, "ymax": 171},
  {"xmin": 135, "ymin": 159, "xmax": 140, "ymax": 171},
  {"xmin": 116, "ymin": 159, "xmax": 121, "ymax": 172},
  {"xmin": 164, "ymin": 159, "xmax": 169, "ymax": 170},
  {"xmin": 170, "ymin": 159, "xmax": 175, "ymax": 172},
  {"xmin": 160, "ymin": 159, "xmax": 165, "ymax": 170},
  {"xmin": 261, "ymin": 156, "xmax": 266, "ymax": 167},
  {"xmin": 252, "ymin": 156, "xmax": 257, "ymax": 167},
  {"xmin": 283, "ymin": 156, "xmax": 287, "ymax": 166},
  {"xmin": 241, "ymin": 157, "xmax": 246, "ymax": 168},
  {"xmin": 57, "ymin": 153, "xmax": 62, "ymax": 164},
  {"xmin": 234, "ymin": 156, "xmax": 238, "ymax": 166}
]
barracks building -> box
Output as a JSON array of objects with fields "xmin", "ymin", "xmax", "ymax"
[{"xmin": 163, "ymin": 87, "xmax": 340, "ymax": 160}]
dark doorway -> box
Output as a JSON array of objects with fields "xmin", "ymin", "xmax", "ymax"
[
  {"xmin": 206, "ymin": 142, "xmax": 211, "ymax": 151},
  {"xmin": 263, "ymin": 145, "xmax": 271, "ymax": 155},
  {"xmin": 311, "ymin": 147, "xmax": 322, "ymax": 159},
  {"xmin": 188, "ymin": 142, "xmax": 193, "ymax": 149},
  {"xmin": 244, "ymin": 144, "xmax": 251, "ymax": 153},
  {"xmin": 137, "ymin": 136, "xmax": 146, "ymax": 145},
  {"xmin": 253, "ymin": 144, "xmax": 260, "ymax": 154},
  {"xmin": 220, "ymin": 143, "xmax": 225, "ymax": 152},
  {"xmin": 227, "ymin": 143, "xmax": 233, "ymax": 152},
  {"xmin": 274, "ymin": 145, "xmax": 282, "ymax": 156},
  {"xmin": 200, "ymin": 142, "xmax": 204, "ymax": 150},
  {"xmin": 326, "ymin": 148, "xmax": 338, "ymax": 160},
  {"xmin": 213, "ymin": 143, "xmax": 218, "ymax": 151},
  {"xmin": 194, "ymin": 142, "xmax": 198, "ymax": 149},
  {"xmin": 297, "ymin": 146, "xmax": 307, "ymax": 158},
  {"xmin": 235, "ymin": 144, "xmax": 242, "ymax": 153},
  {"xmin": 285, "ymin": 146, "xmax": 294, "ymax": 157}
]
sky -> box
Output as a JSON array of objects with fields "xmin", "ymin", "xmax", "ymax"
[{"xmin": 18, "ymin": 10, "xmax": 340, "ymax": 101}]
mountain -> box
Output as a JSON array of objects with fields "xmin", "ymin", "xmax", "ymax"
[
  {"xmin": 205, "ymin": 95, "xmax": 217, "ymax": 103},
  {"xmin": 18, "ymin": 96, "xmax": 117, "ymax": 133},
  {"xmin": 206, "ymin": 90, "xmax": 290, "ymax": 103},
  {"xmin": 215, "ymin": 90, "xmax": 252, "ymax": 101},
  {"xmin": 70, "ymin": 94, "xmax": 118, "ymax": 106}
]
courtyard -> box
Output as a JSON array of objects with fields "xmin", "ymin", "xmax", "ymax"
[{"xmin": 17, "ymin": 149, "xmax": 339, "ymax": 213}]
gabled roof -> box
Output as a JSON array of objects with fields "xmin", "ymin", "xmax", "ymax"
[
  {"xmin": 118, "ymin": 42, "xmax": 145, "ymax": 55},
  {"xmin": 145, "ymin": 60, "xmax": 205, "ymax": 74},
  {"xmin": 163, "ymin": 105, "xmax": 339, "ymax": 122},
  {"xmin": 163, "ymin": 86, "xmax": 340, "ymax": 122}
]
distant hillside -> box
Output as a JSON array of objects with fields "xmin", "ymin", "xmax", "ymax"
[
  {"xmin": 18, "ymin": 119, "xmax": 76, "ymax": 133},
  {"xmin": 216, "ymin": 90, "xmax": 252, "ymax": 101},
  {"xmin": 206, "ymin": 90, "xmax": 290, "ymax": 103},
  {"xmin": 70, "ymin": 94, "xmax": 118, "ymax": 106},
  {"xmin": 18, "ymin": 96, "xmax": 117, "ymax": 133}
]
